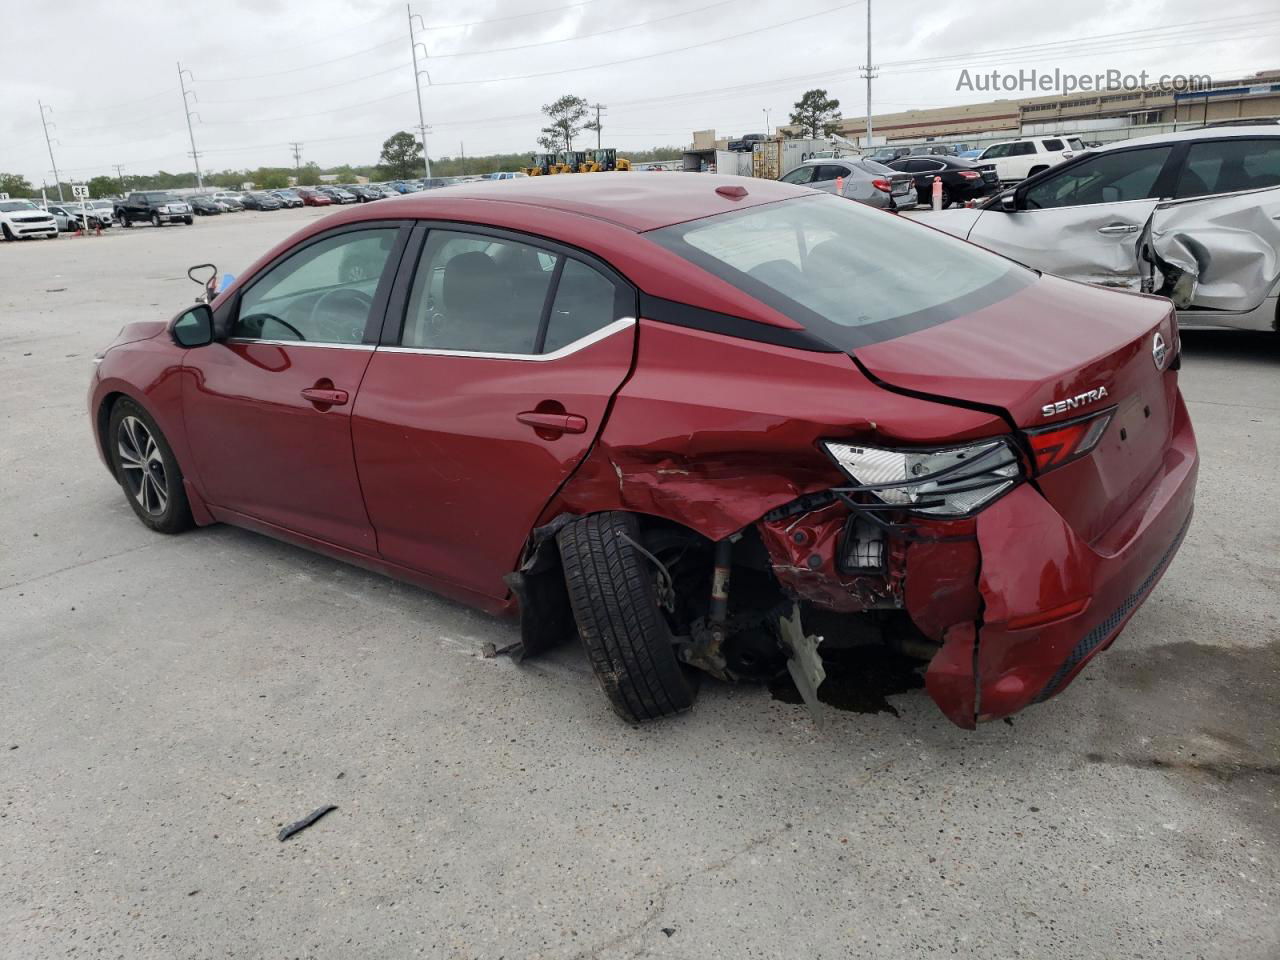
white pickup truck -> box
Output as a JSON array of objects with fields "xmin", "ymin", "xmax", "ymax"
[{"xmin": 975, "ymin": 136, "xmax": 1085, "ymax": 183}]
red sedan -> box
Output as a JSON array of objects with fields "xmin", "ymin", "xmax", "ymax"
[
  {"xmin": 296, "ymin": 188, "xmax": 332, "ymax": 207},
  {"xmin": 88, "ymin": 175, "xmax": 1197, "ymax": 728}
]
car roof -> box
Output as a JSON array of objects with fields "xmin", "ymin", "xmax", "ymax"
[
  {"xmin": 1099, "ymin": 124, "xmax": 1280, "ymax": 150},
  {"xmin": 359, "ymin": 172, "xmax": 807, "ymax": 231}
]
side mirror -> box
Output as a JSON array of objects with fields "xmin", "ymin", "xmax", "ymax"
[
  {"xmin": 999, "ymin": 192, "xmax": 1018, "ymax": 212},
  {"xmin": 171, "ymin": 304, "xmax": 214, "ymax": 348}
]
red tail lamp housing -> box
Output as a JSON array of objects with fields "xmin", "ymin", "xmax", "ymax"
[{"xmin": 1023, "ymin": 408, "xmax": 1115, "ymax": 474}]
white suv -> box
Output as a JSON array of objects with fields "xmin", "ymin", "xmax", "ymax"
[
  {"xmin": 0, "ymin": 199, "xmax": 58, "ymax": 240},
  {"xmin": 976, "ymin": 136, "xmax": 1084, "ymax": 183}
]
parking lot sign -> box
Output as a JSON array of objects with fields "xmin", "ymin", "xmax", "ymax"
[
  {"xmin": 0, "ymin": 192, "xmax": 9, "ymax": 200},
  {"xmin": 72, "ymin": 184, "xmax": 90, "ymax": 199}
]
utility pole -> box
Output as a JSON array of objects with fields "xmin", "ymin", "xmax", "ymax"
[
  {"xmin": 858, "ymin": 0, "xmax": 876, "ymax": 147},
  {"xmin": 290, "ymin": 142, "xmax": 303, "ymax": 181},
  {"xmin": 459, "ymin": 141, "xmax": 465, "ymax": 174},
  {"xmin": 177, "ymin": 62, "xmax": 204, "ymax": 188},
  {"xmin": 407, "ymin": 5, "xmax": 433, "ymax": 179},
  {"xmin": 113, "ymin": 164, "xmax": 126, "ymax": 194},
  {"xmin": 38, "ymin": 101, "xmax": 64, "ymax": 201},
  {"xmin": 589, "ymin": 102, "xmax": 607, "ymax": 149},
  {"xmin": 763, "ymin": 107, "xmax": 772, "ymax": 137}
]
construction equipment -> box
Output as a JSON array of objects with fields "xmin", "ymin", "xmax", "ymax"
[{"xmin": 523, "ymin": 148, "xmax": 632, "ymax": 176}]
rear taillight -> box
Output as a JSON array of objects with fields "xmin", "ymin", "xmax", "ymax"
[
  {"xmin": 871, "ymin": 178, "xmax": 892, "ymax": 193},
  {"xmin": 1023, "ymin": 409, "xmax": 1114, "ymax": 473},
  {"xmin": 958, "ymin": 170, "xmax": 981, "ymax": 179}
]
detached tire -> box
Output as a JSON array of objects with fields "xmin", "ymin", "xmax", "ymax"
[{"xmin": 557, "ymin": 512, "xmax": 697, "ymax": 722}]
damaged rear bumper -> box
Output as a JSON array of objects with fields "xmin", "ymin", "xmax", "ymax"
[{"xmin": 759, "ymin": 394, "xmax": 1198, "ymax": 728}]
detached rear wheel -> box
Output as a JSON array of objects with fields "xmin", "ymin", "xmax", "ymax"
[
  {"xmin": 557, "ymin": 512, "xmax": 697, "ymax": 722},
  {"xmin": 108, "ymin": 398, "xmax": 193, "ymax": 534}
]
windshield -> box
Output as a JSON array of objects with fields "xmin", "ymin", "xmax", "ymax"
[
  {"xmin": 143, "ymin": 192, "xmax": 178, "ymax": 201},
  {"xmin": 648, "ymin": 193, "xmax": 1032, "ymax": 349},
  {"xmin": 0, "ymin": 200, "xmax": 39, "ymax": 211},
  {"xmin": 980, "ymin": 142, "xmax": 1012, "ymax": 159}
]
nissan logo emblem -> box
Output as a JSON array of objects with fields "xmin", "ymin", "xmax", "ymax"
[{"xmin": 1152, "ymin": 332, "xmax": 1167, "ymax": 371}]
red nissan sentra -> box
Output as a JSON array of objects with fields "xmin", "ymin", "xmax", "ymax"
[{"xmin": 88, "ymin": 174, "xmax": 1197, "ymax": 728}]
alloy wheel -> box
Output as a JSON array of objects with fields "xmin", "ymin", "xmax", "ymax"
[{"xmin": 117, "ymin": 416, "xmax": 168, "ymax": 516}]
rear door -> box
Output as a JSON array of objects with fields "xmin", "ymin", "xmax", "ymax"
[
  {"xmin": 1144, "ymin": 136, "xmax": 1280, "ymax": 311},
  {"xmin": 966, "ymin": 144, "xmax": 1177, "ymax": 291},
  {"xmin": 352, "ymin": 225, "xmax": 637, "ymax": 602}
]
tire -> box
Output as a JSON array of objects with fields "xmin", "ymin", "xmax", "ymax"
[
  {"xmin": 118, "ymin": 211, "xmax": 130, "ymax": 227},
  {"xmin": 151, "ymin": 213, "xmax": 161, "ymax": 228},
  {"xmin": 557, "ymin": 512, "xmax": 697, "ymax": 722},
  {"xmin": 940, "ymin": 186, "xmax": 953, "ymax": 209},
  {"xmin": 183, "ymin": 216, "xmax": 193, "ymax": 225},
  {"xmin": 107, "ymin": 398, "xmax": 193, "ymax": 535}
]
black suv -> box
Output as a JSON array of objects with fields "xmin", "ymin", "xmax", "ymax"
[{"xmin": 115, "ymin": 192, "xmax": 194, "ymax": 227}]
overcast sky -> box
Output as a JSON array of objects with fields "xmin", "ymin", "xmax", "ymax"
[{"xmin": 4, "ymin": 0, "xmax": 1276, "ymax": 183}]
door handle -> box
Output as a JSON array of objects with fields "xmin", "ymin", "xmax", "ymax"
[
  {"xmin": 301, "ymin": 386, "xmax": 349, "ymax": 406},
  {"xmin": 517, "ymin": 411, "xmax": 588, "ymax": 435},
  {"xmin": 1097, "ymin": 223, "xmax": 1141, "ymax": 235}
]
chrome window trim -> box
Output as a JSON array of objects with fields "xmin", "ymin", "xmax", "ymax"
[
  {"xmin": 224, "ymin": 338, "xmax": 376, "ymax": 351},
  {"xmin": 379, "ymin": 316, "xmax": 636, "ymax": 362}
]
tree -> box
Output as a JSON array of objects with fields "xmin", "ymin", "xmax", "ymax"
[
  {"xmin": 379, "ymin": 131, "xmax": 423, "ymax": 180},
  {"xmin": 297, "ymin": 162, "xmax": 322, "ymax": 186},
  {"xmin": 789, "ymin": 89, "xmax": 842, "ymax": 139},
  {"xmin": 0, "ymin": 172, "xmax": 34, "ymax": 197},
  {"xmin": 537, "ymin": 95, "xmax": 589, "ymax": 152},
  {"xmin": 87, "ymin": 175, "xmax": 120, "ymax": 198}
]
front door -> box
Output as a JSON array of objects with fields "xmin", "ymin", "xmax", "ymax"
[
  {"xmin": 968, "ymin": 144, "xmax": 1176, "ymax": 291},
  {"xmin": 183, "ymin": 223, "xmax": 407, "ymax": 552},
  {"xmin": 353, "ymin": 227, "xmax": 637, "ymax": 602}
]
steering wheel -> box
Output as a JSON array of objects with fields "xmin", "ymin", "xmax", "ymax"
[
  {"xmin": 308, "ymin": 288, "xmax": 373, "ymax": 342},
  {"xmin": 242, "ymin": 312, "xmax": 308, "ymax": 342}
]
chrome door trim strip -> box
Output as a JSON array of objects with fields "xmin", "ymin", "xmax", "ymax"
[
  {"xmin": 377, "ymin": 316, "xmax": 636, "ymax": 362},
  {"xmin": 224, "ymin": 339, "xmax": 377, "ymax": 351}
]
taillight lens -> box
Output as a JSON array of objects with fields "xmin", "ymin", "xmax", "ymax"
[
  {"xmin": 1023, "ymin": 409, "xmax": 1114, "ymax": 473},
  {"xmin": 871, "ymin": 178, "xmax": 892, "ymax": 193},
  {"xmin": 823, "ymin": 438, "xmax": 1022, "ymax": 516},
  {"xmin": 958, "ymin": 170, "xmax": 981, "ymax": 179}
]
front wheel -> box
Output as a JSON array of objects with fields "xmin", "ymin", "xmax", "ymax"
[
  {"xmin": 183, "ymin": 216, "xmax": 193, "ymax": 225},
  {"xmin": 107, "ymin": 398, "xmax": 193, "ymax": 534},
  {"xmin": 557, "ymin": 512, "xmax": 697, "ymax": 722},
  {"xmin": 118, "ymin": 211, "xmax": 130, "ymax": 227},
  {"xmin": 151, "ymin": 213, "xmax": 161, "ymax": 228},
  {"xmin": 2, "ymin": 224, "xmax": 13, "ymax": 241}
]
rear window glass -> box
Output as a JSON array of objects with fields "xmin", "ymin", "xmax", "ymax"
[
  {"xmin": 1176, "ymin": 138, "xmax": 1280, "ymax": 197},
  {"xmin": 1042, "ymin": 139, "xmax": 1065, "ymax": 151},
  {"xmin": 649, "ymin": 193, "xmax": 1032, "ymax": 349}
]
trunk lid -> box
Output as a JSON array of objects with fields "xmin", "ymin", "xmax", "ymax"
[{"xmin": 855, "ymin": 274, "xmax": 1179, "ymax": 542}]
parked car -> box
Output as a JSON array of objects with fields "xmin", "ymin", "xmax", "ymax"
[
  {"xmin": 868, "ymin": 146, "xmax": 914, "ymax": 164},
  {"xmin": 116, "ymin": 192, "xmax": 193, "ymax": 227},
  {"xmin": 271, "ymin": 189, "xmax": 304, "ymax": 208},
  {"xmin": 0, "ymin": 199, "xmax": 58, "ymax": 239},
  {"xmin": 47, "ymin": 203, "xmax": 111, "ymax": 231},
  {"xmin": 318, "ymin": 186, "xmax": 357, "ymax": 204},
  {"xmin": 914, "ymin": 126, "xmax": 1280, "ymax": 332},
  {"xmin": 210, "ymin": 192, "xmax": 245, "ymax": 211},
  {"xmin": 973, "ymin": 136, "xmax": 1085, "ymax": 183},
  {"xmin": 87, "ymin": 175, "xmax": 1197, "ymax": 730},
  {"xmin": 486, "ymin": 172, "xmax": 527, "ymax": 181},
  {"xmin": 188, "ymin": 196, "xmax": 224, "ymax": 216},
  {"xmin": 297, "ymin": 188, "xmax": 332, "ymax": 207},
  {"xmin": 240, "ymin": 192, "xmax": 283, "ymax": 211},
  {"xmin": 779, "ymin": 157, "xmax": 917, "ymax": 210},
  {"xmin": 343, "ymin": 185, "xmax": 384, "ymax": 203},
  {"xmin": 957, "ymin": 148, "xmax": 985, "ymax": 159},
  {"xmin": 387, "ymin": 180, "xmax": 422, "ymax": 194},
  {"xmin": 887, "ymin": 155, "xmax": 1001, "ymax": 208}
]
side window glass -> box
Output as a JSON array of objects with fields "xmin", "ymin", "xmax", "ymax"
[
  {"xmin": 1023, "ymin": 146, "xmax": 1173, "ymax": 209},
  {"xmin": 1176, "ymin": 139, "xmax": 1280, "ymax": 197},
  {"xmin": 1012, "ymin": 142, "xmax": 1036, "ymax": 156},
  {"xmin": 1042, "ymin": 139, "xmax": 1064, "ymax": 152},
  {"xmin": 234, "ymin": 228, "xmax": 397, "ymax": 344},
  {"xmin": 809, "ymin": 166, "xmax": 836, "ymax": 182},
  {"xmin": 780, "ymin": 166, "xmax": 814, "ymax": 185},
  {"xmin": 402, "ymin": 231, "xmax": 557, "ymax": 354},
  {"xmin": 543, "ymin": 259, "xmax": 625, "ymax": 354}
]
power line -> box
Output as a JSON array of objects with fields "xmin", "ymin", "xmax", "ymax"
[
  {"xmin": 420, "ymin": 0, "xmax": 605, "ymax": 32},
  {"xmin": 202, "ymin": 62, "xmax": 407, "ymax": 104},
  {"xmin": 427, "ymin": 0, "xmax": 737, "ymax": 59},
  {"xmin": 426, "ymin": 0, "xmax": 864, "ymax": 86},
  {"xmin": 200, "ymin": 37, "xmax": 404, "ymax": 81}
]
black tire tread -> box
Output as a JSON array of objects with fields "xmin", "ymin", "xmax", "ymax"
[
  {"xmin": 557, "ymin": 512, "xmax": 695, "ymax": 722},
  {"xmin": 107, "ymin": 397, "xmax": 194, "ymax": 535}
]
